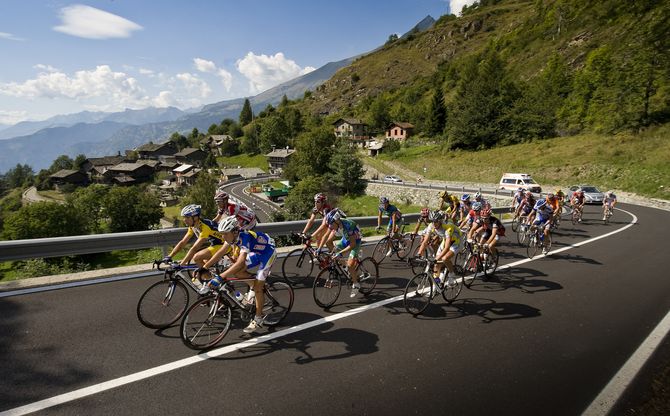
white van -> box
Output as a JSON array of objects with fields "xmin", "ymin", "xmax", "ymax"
[{"xmin": 499, "ymin": 173, "xmax": 542, "ymax": 193}]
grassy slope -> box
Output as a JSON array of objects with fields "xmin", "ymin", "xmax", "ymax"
[
  {"xmin": 371, "ymin": 125, "xmax": 670, "ymax": 199},
  {"xmin": 217, "ymin": 154, "xmax": 267, "ymax": 172}
]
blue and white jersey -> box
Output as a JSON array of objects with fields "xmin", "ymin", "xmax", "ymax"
[
  {"xmin": 534, "ymin": 204, "xmax": 554, "ymax": 221},
  {"xmin": 236, "ymin": 230, "xmax": 275, "ymax": 254}
]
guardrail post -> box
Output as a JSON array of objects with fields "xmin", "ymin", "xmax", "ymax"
[{"xmin": 462, "ymin": 186, "xmax": 465, "ymax": 193}]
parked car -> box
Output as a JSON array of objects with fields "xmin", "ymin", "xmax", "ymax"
[
  {"xmin": 499, "ymin": 173, "xmax": 542, "ymax": 193},
  {"xmin": 568, "ymin": 185, "xmax": 605, "ymax": 204},
  {"xmin": 383, "ymin": 175, "xmax": 403, "ymax": 183}
]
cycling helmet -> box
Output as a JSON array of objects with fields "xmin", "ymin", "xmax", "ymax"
[
  {"xmin": 472, "ymin": 201, "xmax": 483, "ymax": 211},
  {"xmin": 326, "ymin": 208, "xmax": 345, "ymax": 224},
  {"xmin": 534, "ymin": 199, "xmax": 547, "ymax": 210},
  {"xmin": 180, "ymin": 204, "xmax": 201, "ymax": 217},
  {"xmin": 429, "ymin": 210, "xmax": 445, "ymax": 222},
  {"xmin": 461, "ymin": 194, "xmax": 470, "ymax": 202},
  {"xmin": 481, "ymin": 208, "xmax": 491, "ymax": 218},
  {"xmin": 555, "ymin": 189, "xmax": 562, "ymax": 194},
  {"xmin": 525, "ymin": 191, "xmax": 533, "ymax": 198},
  {"xmin": 606, "ymin": 191, "xmax": 614, "ymax": 197},
  {"xmin": 379, "ymin": 196, "xmax": 389, "ymax": 205},
  {"xmin": 217, "ymin": 215, "xmax": 239, "ymax": 233},
  {"xmin": 314, "ymin": 193, "xmax": 327, "ymax": 203},
  {"xmin": 547, "ymin": 193, "xmax": 555, "ymax": 200},
  {"xmin": 438, "ymin": 190, "xmax": 449, "ymax": 199},
  {"xmin": 474, "ymin": 192, "xmax": 482, "ymax": 200},
  {"xmin": 517, "ymin": 187, "xmax": 524, "ymax": 193},
  {"xmin": 420, "ymin": 207, "xmax": 430, "ymax": 218},
  {"xmin": 214, "ymin": 190, "xmax": 229, "ymax": 202}
]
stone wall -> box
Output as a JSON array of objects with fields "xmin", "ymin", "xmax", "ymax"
[{"xmin": 365, "ymin": 182, "xmax": 511, "ymax": 209}]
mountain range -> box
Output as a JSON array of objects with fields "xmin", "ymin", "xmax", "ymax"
[{"xmin": 0, "ymin": 16, "xmax": 436, "ymax": 174}]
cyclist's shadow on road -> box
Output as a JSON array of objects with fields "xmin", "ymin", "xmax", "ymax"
[
  {"xmin": 491, "ymin": 266, "xmax": 564, "ymax": 294},
  {"xmin": 214, "ymin": 312, "xmax": 379, "ymax": 365},
  {"xmin": 453, "ymin": 297, "xmax": 542, "ymax": 323}
]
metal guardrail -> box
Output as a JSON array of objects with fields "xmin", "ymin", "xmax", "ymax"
[
  {"xmin": 0, "ymin": 208, "xmax": 509, "ymax": 262},
  {"xmin": 366, "ymin": 179, "xmax": 517, "ymax": 198}
]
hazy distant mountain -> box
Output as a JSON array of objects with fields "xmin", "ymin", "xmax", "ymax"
[
  {"xmin": 399, "ymin": 15, "xmax": 436, "ymax": 40},
  {"xmin": 0, "ymin": 107, "xmax": 185, "ymax": 140},
  {"xmin": 0, "ymin": 121, "xmax": 130, "ymax": 173}
]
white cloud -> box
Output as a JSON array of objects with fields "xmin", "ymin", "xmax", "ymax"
[
  {"xmin": 217, "ymin": 69, "xmax": 233, "ymax": 92},
  {"xmin": 176, "ymin": 73, "xmax": 212, "ymax": 98},
  {"xmin": 448, "ymin": 0, "xmax": 478, "ymax": 15},
  {"xmin": 0, "ymin": 110, "xmax": 28, "ymax": 125},
  {"xmin": 33, "ymin": 64, "xmax": 60, "ymax": 73},
  {"xmin": 0, "ymin": 31, "xmax": 25, "ymax": 41},
  {"xmin": 236, "ymin": 52, "xmax": 315, "ymax": 94},
  {"xmin": 53, "ymin": 5, "xmax": 143, "ymax": 39},
  {"xmin": 193, "ymin": 58, "xmax": 217, "ymax": 73}
]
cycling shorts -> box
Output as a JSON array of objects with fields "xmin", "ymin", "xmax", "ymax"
[
  {"xmin": 335, "ymin": 238, "xmax": 361, "ymax": 259},
  {"xmin": 438, "ymin": 239, "xmax": 460, "ymax": 256},
  {"xmin": 245, "ymin": 248, "xmax": 276, "ymax": 281}
]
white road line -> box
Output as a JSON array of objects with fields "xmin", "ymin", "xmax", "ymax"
[{"xmin": 1, "ymin": 208, "xmax": 652, "ymax": 416}]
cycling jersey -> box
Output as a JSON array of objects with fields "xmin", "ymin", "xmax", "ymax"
[
  {"xmin": 186, "ymin": 219, "xmax": 224, "ymax": 246},
  {"xmin": 379, "ymin": 204, "xmax": 402, "ymax": 219},
  {"xmin": 519, "ymin": 198, "xmax": 535, "ymax": 215},
  {"xmin": 534, "ymin": 205, "xmax": 554, "ymax": 222},
  {"xmin": 312, "ymin": 203, "xmax": 332, "ymax": 217},
  {"xmin": 572, "ymin": 194, "xmax": 585, "ymax": 205},
  {"xmin": 331, "ymin": 218, "xmax": 361, "ymax": 239},
  {"xmin": 477, "ymin": 216, "xmax": 505, "ymax": 237},
  {"xmin": 604, "ymin": 194, "xmax": 617, "ymax": 205},
  {"xmin": 218, "ymin": 197, "xmax": 257, "ymax": 229},
  {"xmin": 235, "ymin": 230, "xmax": 275, "ymax": 281},
  {"xmin": 546, "ymin": 197, "xmax": 560, "ymax": 212},
  {"xmin": 428, "ymin": 221, "xmax": 462, "ymax": 245}
]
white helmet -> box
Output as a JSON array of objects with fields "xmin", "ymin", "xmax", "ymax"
[{"xmin": 217, "ymin": 216, "xmax": 239, "ymax": 233}]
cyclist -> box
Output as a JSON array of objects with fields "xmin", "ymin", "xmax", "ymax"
[
  {"xmin": 164, "ymin": 204, "xmax": 224, "ymax": 270},
  {"xmin": 200, "ymin": 216, "xmax": 277, "ymax": 334},
  {"xmin": 317, "ymin": 208, "xmax": 363, "ymax": 298},
  {"xmin": 511, "ymin": 188, "xmax": 525, "ymax": 212},
  {"xmin": 376, "ymin": 196, "xmax": 403, "ymax": 256},
  {"xmin": 603, "ymin": 190, "xmax": 617, "ymax": 220},
  {"xmin": 430, "ymin": 211, "xmax": 463, "ymax": 286},
  {"xmin": 438, "ymin": 190, "xmax": 460, "ymax": 221},
  {"xmin": 546, "ymin": 193, "xmax": 561, "ymax": 226},
  {"xmin": 213, "ymin": 189, "xmax": 257, "ymax": 230},
  {"xmin": 301, "ymin": 193, "xmax": 335, "ymax": 251},
  {"xmin": 528, "ymin": 199, "xmax": 554, "ymax": 254},
  {"xmin": 460, "ymin": 201, "xmax": 483, "ymax": 231},
  {"xmin": 412, "ymin": 207, "xmax": 432, "ymax": 237},
  {"xmin": 473, "ymin": 192, "xmax": 491, "ymax": 210},
  {"xmin": 515, "ymin": 191, "xmax": 535, "ymax": 226},
  {"xmin": 472, "ymin": 207, "xmax": 505, "ymax": 275},
  {"xmin": 459, "ymin": 194, "xmax": 471, "ymax": 223},
  {"xmin": 416, "ymin": 210, "xmax": 445, "ymax": 258},
  {"xmin": 571, "ymin": 189, "xmax": 585, "ymax": 222}
]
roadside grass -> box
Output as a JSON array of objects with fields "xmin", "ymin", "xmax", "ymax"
[
  {"xmin": 217, "ymin": 154, "xmax": 267, "ymax": 172},
  {"xmin": 36, "ymin": 190, "xmax": 66, "ymax": 201},
  {"xmin": 163, "ymin": 205, "xmax": 183, "ymax": 224},
  {"xmin": 336, "ymin": 194, "xmax": 423, "ymax": 217},
  {"xmin": 371, "ymin": 125, "xmax": 670, "ymax": 199}
]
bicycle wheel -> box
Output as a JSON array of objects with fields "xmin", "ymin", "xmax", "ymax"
[
  {"xmin": 262, "ymin": 280, "xmax": 294, "ymax": 326},
  {"xmin": 404, "ymin": 273, "xmax": 434, "ymax": 316},
  {"xmin": 137, "ymin": 280, "xmax": 189, "ymax": 329},
  {"xmin": 511, "ymin": 216, "xmax": 519, "ymax": 233},
  {"xmin": 180, "ymin": 295, "xmax": 232, "ymax": 350},
  {"xmin": 409, "ymin": 256, "xmax": 427, "ymax": 275},
  {"xmin": 442, "ymin": 268, "xmax": 463, "ymax": 304},
  {"xmin": 396, "ymin": 233, "xmax": 414, "ymax": 260},
  {"xmin": 483, "ymin": 250, "xmax": 499, "ymax": 278},
  {"xmin": 462, "ymin": 253, "xmax": 481, "ymax": 288},
  {"xmin": 372, "ymin": 237, "xmax": 390, "ymax": 264},
  {"xmin": 517, "ymin": 225, "xmax": 528, "ymax": 246},
  {"xmin": 544, "ymin": 235, "xmax": 552, "ymax": 253},
  {"xmin": 572, "ymin": 210, "xmax": 579, "ymax": 225},
  {"xmin": 281, "ymin": 248, "xmax": 315, "ymax": 285},
  {"xmin": 356, "ymin": 257, "xmax": 379, "ymax": 295},
  {"xmin": 313, "ymin": 268, "xmax": 342, "ymax": 308},
  {"xmin": 527, "ymin": 234, "xmax": 540, "ymax": 259}
]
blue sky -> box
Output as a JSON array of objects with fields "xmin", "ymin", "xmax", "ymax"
[{"xmin": 0, "ymin": 0, "xmax": 472, "ymax": 125}]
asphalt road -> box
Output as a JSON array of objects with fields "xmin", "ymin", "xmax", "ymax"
[
  {"xmin": 220, "ymin": 180, "xmax": 275, "ymax": 224},
  {"xmin": 1, "ymin": 203, "xmax": 669, "ymax": 416}
]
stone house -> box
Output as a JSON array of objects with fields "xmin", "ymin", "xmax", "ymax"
[
  {"xmin": 135, "ymin": 141, "xmax": 178, "ymax": 160},
  {"xmin": 49, "ymin": 169, "xmax": 88, "ymax": 189},
  {"xmin": 174, "ymin": 147, "xmax": 207, "ymax": 167},
  {"xmin": 386, "ymin": 122, "xmax": 414, "ymax": 140},
  {"xmin": 265, "ymin": 147, "xmax": 296, "ymax": 174},
  {"xmin": 104, "ymin": 162, "xmax": 156, "ymax": 184},
  {"xmin": 333, "ymin": 118, "xmax": 369, "ymax": 144}
]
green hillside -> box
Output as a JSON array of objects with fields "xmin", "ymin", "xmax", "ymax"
[{"xmin": 366, "ymin": 124, "xmax": 670, "ymax": 199}]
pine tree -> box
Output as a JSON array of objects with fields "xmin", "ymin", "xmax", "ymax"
[
  {"xmin": 427, "ymin": 87, "xmax": 446, "ymax": 137},
  {"xmin": 239, "ymin": 98, "xmax": 253, "ymax": 126},
  {"xmin": 328, "ymin": 142, "xmax": 366, "ymax": 195}
]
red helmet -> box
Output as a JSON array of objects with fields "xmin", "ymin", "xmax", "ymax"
[{"xmin": 314, "ymin": 193, "xmax": 327, "ymax": 203}]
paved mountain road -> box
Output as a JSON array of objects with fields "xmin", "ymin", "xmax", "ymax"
[{"xmin": 1, "ymin": 203, "xmax": 668, "ymax": 416}]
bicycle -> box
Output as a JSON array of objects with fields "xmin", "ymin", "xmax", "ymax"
[
  {"xmin": 136, "ymin": 260, "xmax": 203, "ymax": 329},
  {"xmin": 407, "ymin": 234, "xmax": 439, "ymax": 275},
  {"xmin": 571, "ymin": 205, "xmax": 583, "ymax": 225},
  {"xmin": 516, "ymin": 220, "xmax": 531, "ymax": 246},
  {"xmin": 403, "ymin": 256, "xmax": 464, "ymax": 316},
  {"xmin": 180, "ymin": 273, "xmax": 294, "ymax": 350},
  {"xmin": 281, "ymin": 233, "xmax": 323, "ymax": 285},
  {"xmin": 456, "ymin": 239, "xmax": 499, "ymax": 287},
  {"xmin": 312, "ymin": 255, "xmax": 379, "ymax": 309},
  {"xmin": 371, "ymin": 223, "xmax": 413, "ymax": 264},
  {"xmin": 603, "ymin": 205, "xmax": 614, "ymax": 224},
  {"xmin": 526, "ymin": 225, "xmax": 552, "ymax": 258}
]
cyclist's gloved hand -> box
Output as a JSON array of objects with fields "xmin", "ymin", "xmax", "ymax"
[{"xmin": 162, "ymin": 256, "xmax": 172, "ymax": 263}]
